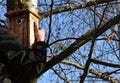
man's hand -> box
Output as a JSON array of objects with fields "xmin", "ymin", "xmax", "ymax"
[{"xmin": 34, "ymin": 22, "xmax": 45, "ymax": 42}]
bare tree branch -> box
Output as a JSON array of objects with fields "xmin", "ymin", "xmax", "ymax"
[
  {"xmin": 91, "ymin": 58, "xmax": 120, "ymax": 68},
  {"xmin": 103, "ymin": 69, "xmax": 120, "ymax": 75},
  {"xmin": 80, "ymin": 39, "xmax": 96, "ymax": 83},
  {"xmin": 39, "ymin": 0, "xmax": 116, "ymax": 19},
  {"xmin": 52, "ymin": 68, "xmax": 69, "ymax": 83},
  {"xmin": 37, "ymin": 14, "xmax": 120, "ymax": 77},
  {"xmin": 49, "ymin": 37, "xmax": 78, "ymax": 46},
  {"xmin": 47, "ymin": 0, "xmax": 54, "ymax": 44},
  {"xmin": 61, "ymin": 60, "xmax": 117, "ymax": 83}
]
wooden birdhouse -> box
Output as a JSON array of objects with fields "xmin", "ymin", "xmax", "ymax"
[{"xmin": 5, "ymin": 0, "xmax": 39, "ymax": 47}]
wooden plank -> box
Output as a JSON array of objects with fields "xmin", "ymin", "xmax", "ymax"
[{"xmin": 5, "ymin": 9, "xmax": 39, "ymax": 47}]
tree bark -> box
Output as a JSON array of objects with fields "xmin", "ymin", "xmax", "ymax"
[{"xmin": 7, "ymin": 0, "xmax": 22, "ymax": 11}]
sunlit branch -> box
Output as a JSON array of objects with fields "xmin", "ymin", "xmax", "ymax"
[
  {"xmin": 39, "ymin": 0, "xmax": 116, "ymax": 19},
  {"xmin": 61, "ymin": 60, "xmax": 117, "ymax": 83}
]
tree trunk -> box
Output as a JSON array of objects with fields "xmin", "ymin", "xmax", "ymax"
[
  {"xmin": 7, "ymin": 0, "xmax": 22, "ymax": 11},
  {"xmin": 6, "ymin": 0, "xmax": 38, "ymax": 83}
]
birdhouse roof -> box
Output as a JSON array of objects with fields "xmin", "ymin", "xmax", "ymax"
[{"xmin": 5, "ymin": 9, "xmax": 39, "ymax": 18}]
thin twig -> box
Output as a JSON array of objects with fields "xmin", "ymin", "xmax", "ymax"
[
  {"xmin": 80, "ymin": 39, "xmax": 96, "ymax": 83},
  {"xmin": 49, "ymin": 37, "xmax": 78, "ymax": 46},
  {"xmin": 91, "ymin": 58, "xmax": 120, "ymax": 68},
  {"xmin": 51, "ymin": 68, "xmax": 69, "ymax": 83},
  {"xmin": 47, "ymin": 0, "xmax": 54, "ymax": 44},
  {"xmin": 98, "ymin": 4, "xmax": 108, "ymax": 28}
]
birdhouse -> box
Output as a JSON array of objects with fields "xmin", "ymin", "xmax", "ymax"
[{"xmin": 5, "ymin": 9, "xmax": 39, "ymax": 47}]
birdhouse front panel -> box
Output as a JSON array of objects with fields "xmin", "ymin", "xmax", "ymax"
[
  {"xmin": 5, "ymin": 9, "xmax": 39, "ymax": 47},
  {"xmin": 8, "ymin": 14, "xmax": 29, "ymax": 46}
]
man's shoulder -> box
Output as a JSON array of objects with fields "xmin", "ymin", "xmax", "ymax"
[
  {"xmin": 0, "ymin": 27, "xmax": 22, "ymax": 51},
  {"xmin": 0, "ymin": 27, "xmax": 15, "ymax": 35}
]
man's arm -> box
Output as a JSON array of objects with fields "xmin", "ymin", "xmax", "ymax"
[
  {"xmin": 6, "ymin": 22, "xmax": 47, "ymax": 83},
  {"xmin": 32, "ymin": 22, "xmax": 47, "ymax": 69}
]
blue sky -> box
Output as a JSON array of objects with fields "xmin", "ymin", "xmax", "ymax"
[{"xmin": 0, "ymin": 0, "xmax": 120, "ymax": 83}]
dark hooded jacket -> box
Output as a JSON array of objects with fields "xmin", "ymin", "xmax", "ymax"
[{"xmin": 0, "ymin": 27, "xmax": 47, "ymax": 83}]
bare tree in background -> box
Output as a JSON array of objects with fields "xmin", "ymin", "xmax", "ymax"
[
  {"xmin": 0, "ymin": 0, "xmax": 120, "ymax": 83},
  {"xmin": 116, "ymin": 0, "xmax": 120, "ymax": 60}
]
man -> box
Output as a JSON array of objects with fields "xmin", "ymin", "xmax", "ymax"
[{"xmin": 0, "ymin": 22, "xmax": 47, "ymax": 83}]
